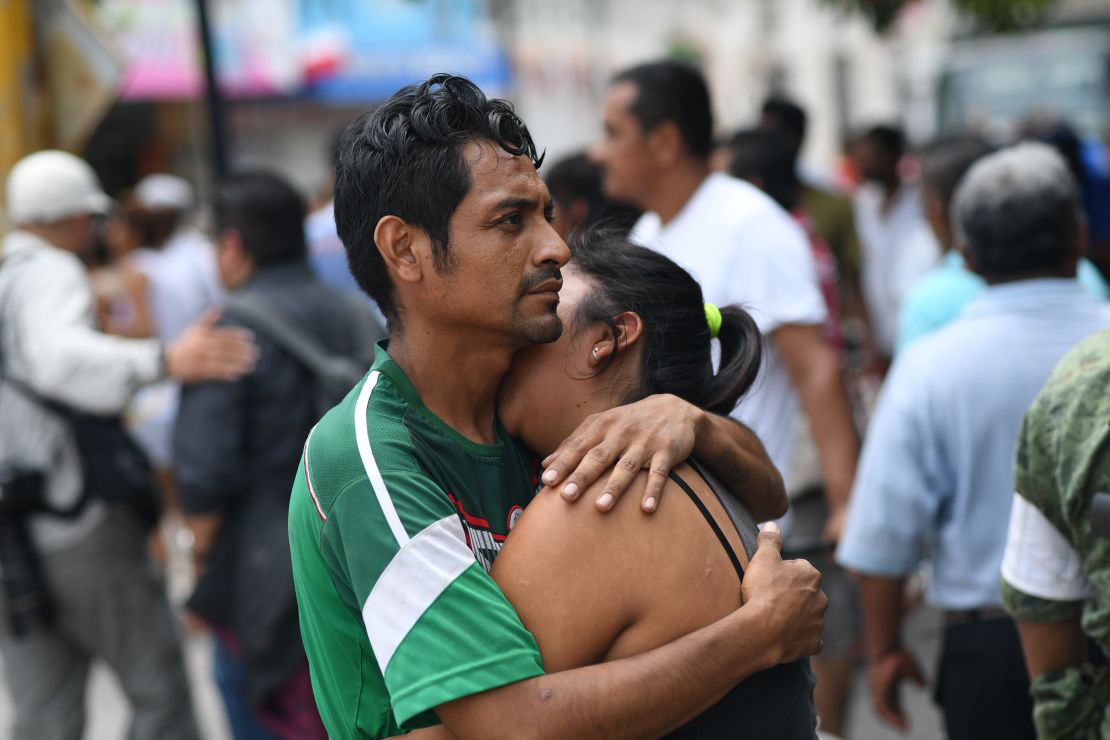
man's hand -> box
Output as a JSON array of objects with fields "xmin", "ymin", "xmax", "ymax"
[
  {"xmin": 540, "ymin": 394, "xmax": 703, "ymax": 512},
  {"xmin": 868, "ymin": 647, "xmax": 925, "ymax": 730},
  {"xmin": 165, "ymin": 309, "xmax": 257, "ymax": 383},
  {"xmin": 740, "ymin": 522, "xmax": 828, "ymax": 665}
]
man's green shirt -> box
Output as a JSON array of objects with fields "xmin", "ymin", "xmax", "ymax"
[{"xmin": 289, "ymin": 344, "xmax": 543, "ymax": 738}]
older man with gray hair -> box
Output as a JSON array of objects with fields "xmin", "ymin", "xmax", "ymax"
[{"xmin": 836, "ymin": 142, "xmax": 1110, "ymax": 740}]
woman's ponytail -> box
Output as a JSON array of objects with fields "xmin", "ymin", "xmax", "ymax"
[{"xmin": 703, "ymin": 305, "xmax": 763, "ymax": 416}]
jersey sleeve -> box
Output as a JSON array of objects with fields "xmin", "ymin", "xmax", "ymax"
[
  {"xmin": 318, "ymin": 463, "xmax": 544, "ymax": 727},
  {"xmin": 732, "ymin": 208, "xmax": 827, "ymax": 334}
]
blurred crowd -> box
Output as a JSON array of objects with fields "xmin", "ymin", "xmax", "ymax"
[{"xmin": 2, "ymin": 57, "xmax": 1109, "ymax": 740}]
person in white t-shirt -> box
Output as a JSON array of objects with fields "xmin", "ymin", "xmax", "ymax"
[
  {"xmin": 589, "ymin": 61, "xmax": 859, "ymax": 544},
  {"xmin": 849, "ymin": 126, "xmax": 940, "ymax": 359}
]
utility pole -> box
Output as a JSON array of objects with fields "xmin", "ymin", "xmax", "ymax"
[{"xmin": 194, "ymin": 0, "xmax": 228, "ymax": 180}]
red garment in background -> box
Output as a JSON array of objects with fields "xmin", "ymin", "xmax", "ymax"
[{"xmin": 792, "ymin": 209, "xmax": 844, "ymax": 354}]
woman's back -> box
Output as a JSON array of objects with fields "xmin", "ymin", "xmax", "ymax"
[{"xmin": 491, "ymin": 462, "xmax": 817, "ymax": 738}]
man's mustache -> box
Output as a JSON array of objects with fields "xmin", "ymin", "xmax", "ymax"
[{"xmin": 520, "ymin": 268, "xmax": 563, "ymax": 295}]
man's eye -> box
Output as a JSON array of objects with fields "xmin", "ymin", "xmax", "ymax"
[{"xmin": 501, "ymin": 213, "xmax": 522, "ymax": 226}]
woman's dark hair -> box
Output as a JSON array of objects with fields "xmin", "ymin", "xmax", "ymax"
[
  {"xmin": 569, "ymin": 229, "xmax": 763, "ymax": 415},
  {"xmin": 334, "ymin": 73, "xmax": 542, "ymax": 321}
]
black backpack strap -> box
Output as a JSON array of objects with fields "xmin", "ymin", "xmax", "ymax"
[{"xmin": 222, "ymin": 292, "xmax": 337, "ymax": 380}]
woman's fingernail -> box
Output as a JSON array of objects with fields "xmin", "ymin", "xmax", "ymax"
[
  {"xmin": 597, "ymin": 492, "xmax": 614, "ymax": 510},
  {"xmin": 644, "ymin": 497, "xmax": 657, "ymax": 512},
  {"xmin": 561, "ymin": 482, "xmax": 579, "ymax": 498},
  {"xmin": 542, "ymin": 469, "xmax": 558, "ymax": 484}
]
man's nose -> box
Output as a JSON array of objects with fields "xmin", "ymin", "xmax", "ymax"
[{"xmin": 537, "ymin": 224, "xmax": 571, "ymax": 268}]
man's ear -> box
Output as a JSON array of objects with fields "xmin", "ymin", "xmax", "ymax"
[
  {"xmin": 588, "ymin": 311, "xmax": 645, "ymax": 367},
  {"xmin": 648, "ymin": 120, "xmax": 684, "ymax": 169},
  {"xmin": 374, "ymin": 215, "xmax": 425, "ymax": 284}
]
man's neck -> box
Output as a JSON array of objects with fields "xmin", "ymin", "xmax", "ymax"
[
  {"xmin": 645, "ymin": 160, "xmax": 712, "ymax": 226},
  {"xmin": 387, "ymin": 325, "xmax": 514, "ymax": 445},
  {"xmin": 982, "ymin": 264, "xmax": 1079, "ymax": 286}
]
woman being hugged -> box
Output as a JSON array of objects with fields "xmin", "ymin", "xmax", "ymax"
[{"xmin": 493, "ymin": 230, "xmax": 819, "ymax": 738}]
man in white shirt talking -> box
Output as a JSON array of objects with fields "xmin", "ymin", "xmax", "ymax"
[{"xmin": 590, "ymin": 61, "xmax": 859, "ymax": 544}]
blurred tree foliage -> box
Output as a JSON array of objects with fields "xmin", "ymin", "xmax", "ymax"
[{"xmin": 821, "ymin": 0, "xmax": 1058, "ymax": 32}]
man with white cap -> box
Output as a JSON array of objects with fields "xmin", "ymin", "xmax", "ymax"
[{"xmin": 0, "ymin": 150, "xmax": 257, "ymax": 740}]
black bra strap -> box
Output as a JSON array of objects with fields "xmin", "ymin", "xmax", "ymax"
[{"xmin": 668, "ymin": 470, "xmax": 745, "ymax": 581}]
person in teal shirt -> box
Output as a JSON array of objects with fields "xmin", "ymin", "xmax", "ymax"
[{"xmin": 896, "ymin": 136, "xmax": 1110, "ymax": 354}]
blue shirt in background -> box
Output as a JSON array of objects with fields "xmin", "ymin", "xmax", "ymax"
[
  {"xmin": 838, "ymin": 280, "xmax": 1110, "ymax": 609},
  {"xmin": 895, "ymin": 251, "xmax": 1109, "ymax": 354},
  {"xmin": 305, "ymin": 200, "xmax": 389, "ymax": 329}
]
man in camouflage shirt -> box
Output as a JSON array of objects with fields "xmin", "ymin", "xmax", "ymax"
[{"xmin": 1001, "ymin": 327, "xmax": 1110, "ymax": 739}]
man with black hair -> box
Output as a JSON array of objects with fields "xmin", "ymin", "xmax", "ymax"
[
  {"xmin": 849, "ymin": 124, "xmax": 939, "ymax": 359},
  {"xmin": 288, "ymin": 73, "xmax": 828, "ymax": 739},
  {"xmin": 760, "ymin": 96, "xmax": 861, "ymax": 296},
  {"xmin": 837, "ymin": 143, "xmax": 1110, "ymax": 739},
  {"xmin": 174, "ymin": 171, "xmax": 383, "ymax": 738},
  {"xmin": 592, "ymin": 60, "xmax": 859, "ymax": 547}
]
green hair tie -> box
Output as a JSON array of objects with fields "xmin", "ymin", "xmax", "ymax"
[{"xmin": 704, "ymin": 302, "xmax": 722, "ymax": 339}]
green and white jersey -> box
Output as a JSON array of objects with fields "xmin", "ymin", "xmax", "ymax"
[{"xmin": 289, "ymin": 344, "xmax": 544, "ymax": 739}]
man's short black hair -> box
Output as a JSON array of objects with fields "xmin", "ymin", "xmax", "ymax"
[
  {"xmin": 214, "ymin": 170, "xmax": 307, "ymax": 266},
  {"xmin": 613, "ymin": 61, "xmax": 714, "ymax": 159},
  {"xmin": 334, "ymin": 74, "xmax": 542, "ymax": 322},
  {"xmin": 862, "ymin": 124, "xmax": 906, "ymax": 160},
  {"xmin": 761, "ymin": 97, "xmax": 807, "ymax": 152},
  {"xmin": 545, "ymin": 153, "xmax": 641, "ymax": 234},
  {"xmin": 727, "ymin": 129, "xmax": 800, "ymax": 211}
]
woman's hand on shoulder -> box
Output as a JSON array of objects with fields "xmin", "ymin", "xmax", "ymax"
[{"xmin": 538, "ymin": 394, "xmax": 704, "ymax": 514}]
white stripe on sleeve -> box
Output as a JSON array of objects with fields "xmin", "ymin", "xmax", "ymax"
[
  {"xmin": 362, "ymin": 515, "xmax": 474, "ymax": 672},
  {"xmin": 355, "ymin": 370, "xmax": 410, "ymax": 546},
  {"xmin": 1001, "ymin": 493, "xmax": 1095, "ymax": 602}
]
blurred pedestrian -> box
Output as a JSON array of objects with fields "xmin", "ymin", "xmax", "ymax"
[
  {"xmin": 896, "ymin": 135, "xmax": 1108, "ymax": 354},
  {"xmin": 849, "ymin": 125, "xmax": 939, "ymax": 360},
  {"xmin": 729, "ymin": 127, "xmax": 861, "ymax": 739},
  {"xmin": 0, "ymin": 150, "xmax": 256, "ymax": 740},
  {"xmin": 174, "ymin": 171, "xmax": 383, "ymax": 739},
  {"xmin": 760, "ymin": 97, "xmax": 862, "ymax": 314},
  {"xmin": 1026, "ymin": 117, "xmax": 1110, "ymax": 282},
  {"xmin": 837, "ymin": 142, "xmax": 1110, "ymax": 740},
  {"xmin": 543, "ymin": 152, "xmax": 640, "ymax": 238},
  {"xmin": 88, "ymin": 195, "xmax": 154, "ymax": 339},
  {"xmin": 131, "ymin": 173, "xmax": 222, "ymax": 344},
  {"xmin": 127, "ymin": 174, "xmax": 223, "ymax": 504},
  {"xmin": 1000, "ymin": 327, "xmax": 1110, "ymax": 739},
  {"xmin": 593, "ymin": 61, "xmax": 859, "ymax": 545},
  {"xmin": 305, "ymin": 131, "xmax": 388, "ymax": 329}
]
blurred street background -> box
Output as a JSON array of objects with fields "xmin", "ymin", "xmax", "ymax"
[{"xmin": 4, "ymin": 1, "xmax": 1110, "ymax": 738}]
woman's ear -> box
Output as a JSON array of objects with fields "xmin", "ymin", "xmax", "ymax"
[
  {"xmin": 587, "ymin": 311, "xmax": 644, "ymax": 368},
  {"xmin": 374, "ymin": 215, "xmax": 424, "ymax": 284}
]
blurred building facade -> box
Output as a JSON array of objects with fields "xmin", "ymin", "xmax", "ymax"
[{"xmin": 4, "ymin": 0, "xmax": 1110, "ymax": 212}]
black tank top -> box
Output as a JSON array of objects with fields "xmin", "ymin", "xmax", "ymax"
[{"xmin": 663, "ymin": 461, "xmax": 818, "ymax": 740}]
